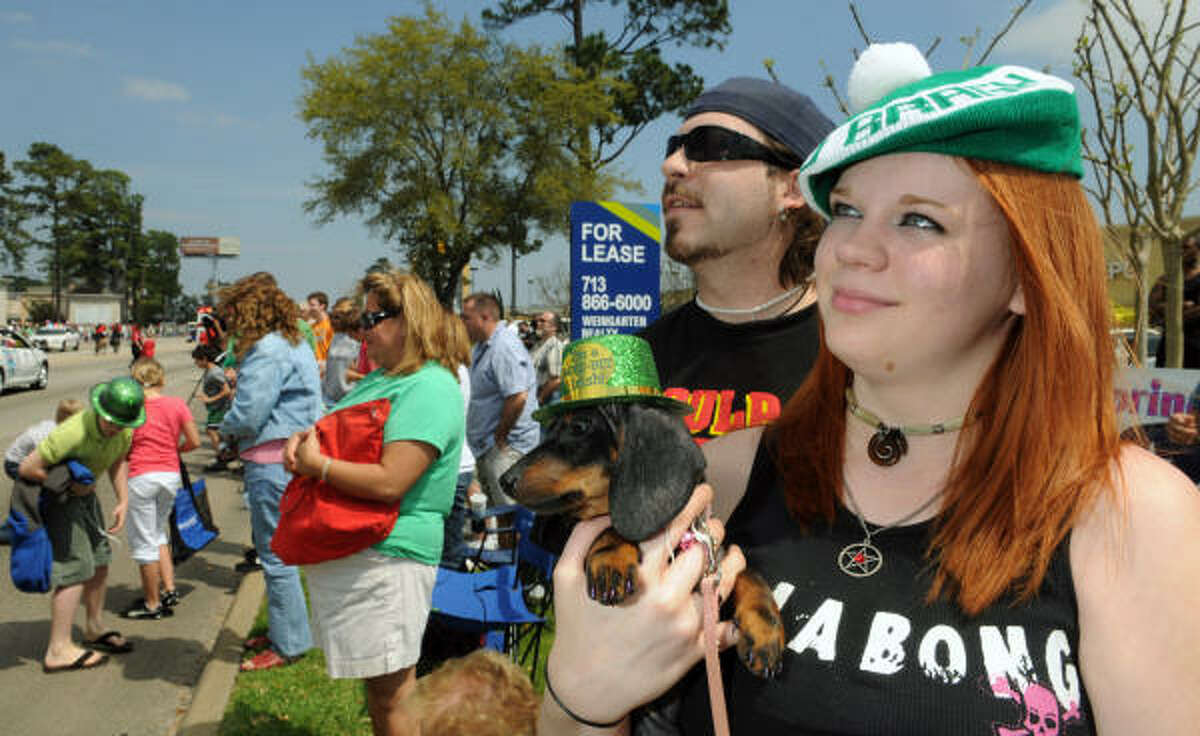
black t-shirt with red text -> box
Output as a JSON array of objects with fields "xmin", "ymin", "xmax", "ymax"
[{"xmin": 640, "ymin": 300, "xmax": 820, "ymax": 444}]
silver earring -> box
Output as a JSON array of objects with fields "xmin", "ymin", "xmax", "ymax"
[{"xmin": 778, "ymin": 208, "xmax": 789, "ymax": 223}]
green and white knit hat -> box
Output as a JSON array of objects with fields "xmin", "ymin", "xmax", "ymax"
[{"xmin": 798, "ymin": 42, "xmax": 1083, "ymax": 220}]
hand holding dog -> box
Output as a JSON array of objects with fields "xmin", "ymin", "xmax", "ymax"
[{"xmin": 539, "ymin": 483, "xmax": 745, "ymax": 733}]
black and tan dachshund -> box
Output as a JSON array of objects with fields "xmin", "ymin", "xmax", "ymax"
[{"xmin": 500, "ymin": 401, "xmax": 785, "ymax": 678}]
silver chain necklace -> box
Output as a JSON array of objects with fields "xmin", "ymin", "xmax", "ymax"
[{"xmin": 838, "ymin": 480, "xmax": 943, "ymax": 578}]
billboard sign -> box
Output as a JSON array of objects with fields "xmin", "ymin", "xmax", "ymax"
[
  {"xmin": 569, "ymin": 201, "xmax": 661, "ymax": 341},
  {"xmin": 180, "ymin": 236, "xmax": 241, "ymax": 257},
  {"xmin": 180, "ymin": 237, "xmax": 218, "ymax": 257}
]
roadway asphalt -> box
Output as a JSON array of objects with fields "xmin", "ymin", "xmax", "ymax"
[{"xmin": 0, "ymin": 337, "xmax": 261, "ymax": 736}]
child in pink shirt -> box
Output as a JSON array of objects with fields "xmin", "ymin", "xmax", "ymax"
[{"xmin": 122, "ymin": 358, "xmax": 201, "ymax": 619}]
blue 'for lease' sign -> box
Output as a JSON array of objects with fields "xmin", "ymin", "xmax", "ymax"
[{"xmin": 569, "ymin": 201, "xmax": 661, "ymax": 341}]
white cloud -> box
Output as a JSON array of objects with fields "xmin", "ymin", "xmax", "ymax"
[
  {"xmin": 0, "ymin": 11, "xmax": 32, "ymax": 23},
  {"xmin": 996, "ymin": 1, "xmax": 1088, "ymax": 65},
  {"xmin": 123, "ymin": 77, "xmax": 190, "ymax": 102},
  {"xmin": 10, "ymin": 38, "xmax": 92, "ymax": 56},
  {"xmin": 1000, "ymin": 0, "xmax": 1200, "ymax": 68}
]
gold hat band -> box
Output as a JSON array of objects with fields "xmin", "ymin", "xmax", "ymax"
[{"xmin": 564, "ymin": 385, "xmax": 661, "ymax": 402}]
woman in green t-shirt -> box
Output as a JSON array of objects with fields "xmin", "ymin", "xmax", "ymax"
[{"xmin": 284, "ymin": 270, "xmax": 464, "ymax": 736}]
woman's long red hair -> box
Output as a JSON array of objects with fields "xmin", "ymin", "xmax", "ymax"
[{"xmin": 773, "ymin": 160, "xmax": 1121, "ymax": 615}]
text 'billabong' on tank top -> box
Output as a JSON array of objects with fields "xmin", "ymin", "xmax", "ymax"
[{"xmin": 676, "ymin": 435, "xmax": 1096, "ymax": 735}]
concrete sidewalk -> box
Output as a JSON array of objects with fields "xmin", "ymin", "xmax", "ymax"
[{"xmin": 0, "ymin": 348, "xmax": 263, "ymax": 736}]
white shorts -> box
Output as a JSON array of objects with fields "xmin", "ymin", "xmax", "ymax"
[
  {"xmin": 305, "ymin": 549, "xmax": 437, "ymax": 679},
  {"xmin": 126, "ymin": 471, "xmax": 180, "ymax": 563}
]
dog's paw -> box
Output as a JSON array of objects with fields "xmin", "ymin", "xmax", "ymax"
[
  {"xmin": 584, "ymin": 529, "xmax": 641, "ymax": 605},
  {"xmin": 731, "ymin": 571, "xmax": 786, "ymax": 679}
]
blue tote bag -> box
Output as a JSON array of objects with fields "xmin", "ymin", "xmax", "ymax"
[{"xmin": 170, "ymin": 457, "xmax": 219, "ymax": 564}]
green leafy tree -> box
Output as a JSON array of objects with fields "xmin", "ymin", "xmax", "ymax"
[
  {"xmin": 484, "ymin": 0, "xmax": 731, "ymax": 169},
  {"xmin": 26, "ymin": 300, "xmax": 57, "ymax": 324},
  {"xmin": 12, "ymin": 143, "xmax": 93, "ymax": 319},
  {"xmin": 173, "ymin": 292, "xmax": 203, "ymax": 323},
  {"xmin": 0, "ymin": 151, "xmax": 30, "ymax": 269},
  {"xmin": 65, "ymin": 168, "xmax": 137, "ymax": 293},
  {"xmin": 366, "ymin": 257, "xmax": 394, "ymax": 275},
  {"xmin": 300, "ymin": 6, "xmax": 618, "ymax": 304},
  {"xmin": 133, "ymin": 230, "xmax": 182, "ymax": 322}
]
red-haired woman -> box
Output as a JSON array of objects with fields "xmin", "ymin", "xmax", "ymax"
[{"xmin": 537, "ymin": 46, "xmax": 1200, "ymax": 735}]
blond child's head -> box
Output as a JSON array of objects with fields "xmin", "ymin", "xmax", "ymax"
[
  {"xmin": 410, "ymin": 649, "xmax": 538, "ymax": 735},
  {"xmin": 55, "ymin": 398, "xmax": 83, "ymax": 423},
  {"xmin": 131, "ymin": 357, "xmax": 165, "ymax": 388}
]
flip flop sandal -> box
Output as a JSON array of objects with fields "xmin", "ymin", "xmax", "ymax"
[
  {"xmin": 85, "ymin": 630, "xmax": 134, "ymax": 654},
  {"xmin": 43, "ymin": 650, "xmax": 109, "ymax": 674}
]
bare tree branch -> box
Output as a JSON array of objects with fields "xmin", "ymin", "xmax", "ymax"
[
  {"xmin": 975, "ymin": 0, "xmax": 1034, "ymax": 65},
  {"xmin": 849, "ymin": 2, "xmax": 871, "ymax": 45}
]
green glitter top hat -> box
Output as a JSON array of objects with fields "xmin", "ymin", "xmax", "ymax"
[
  {"xmin": 532, "ymin": 334, "xmax": 690, "ymax": 422},
  {"xmin": 90, "ymin": 376, "xmax": 146, "ymax": 428}
]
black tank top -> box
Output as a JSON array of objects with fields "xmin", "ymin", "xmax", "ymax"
[{"xmin": 675, "ymin": 436, "xmax": 1097, "ymax": 735}]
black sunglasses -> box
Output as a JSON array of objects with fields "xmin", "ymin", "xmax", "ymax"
[
  {"xmin": 665, "ymin": 125, "xmax": 801, "ymax": 169},
  {"xmin": 359, "ymin": 309, "xmax": 400, "ymax": 331}
]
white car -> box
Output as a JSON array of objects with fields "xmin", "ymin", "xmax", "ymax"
[
  {"xmin": 32, "ymin": 326, "xmax": 81, "ymax": 351},
  {"xmin": 0, "ymin": 329, "xmax": 48, "ymax": 392}
]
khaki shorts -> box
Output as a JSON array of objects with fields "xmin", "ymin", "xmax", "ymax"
[
  {"xmin": 305, "ymin": 549, "xmax": 436, "ymax": 679},
  {"xmin": 44, "ymin": 492, "xmax": 112, "ymax": 588}
]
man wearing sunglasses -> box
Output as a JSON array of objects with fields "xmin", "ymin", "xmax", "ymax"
[{"xmin": 642, "ymin": 76, "xmax": 835, "ymax": 451}]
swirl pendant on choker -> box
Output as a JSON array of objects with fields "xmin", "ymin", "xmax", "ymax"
[
  {"xmin": 844, "ymin": 387, "xmax": 965, "ymax": 467},
  {"xmin": 867, "ymin": 426, "xmax": 907, "ymax": 466}
]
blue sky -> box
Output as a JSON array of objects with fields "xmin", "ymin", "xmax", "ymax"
[{"xmin": 0, "ymin": 1, "xmax": 1119, "ymax": 307}]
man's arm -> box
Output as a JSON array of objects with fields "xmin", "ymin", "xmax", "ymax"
[
  {"xmin": 494, "ymin": 392, "xmax": 528, "ymax": 450},
  {"xmin": 540, "ymin": 339, "xmax": 563, "ymax": 406},
  {"xmin": 106, "ymin": 455, "xmax": 130, "ymax": 533},
  {"xmin": 18, "ymin": 449, "xmax": 49, "ymax": 484},
  {"xmin": 537, "ymin": 377, "xmax": 561, "ymax": 405}
]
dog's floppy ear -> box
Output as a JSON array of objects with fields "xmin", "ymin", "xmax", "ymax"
[{"xmin": 608, "ymin": 402, "xmax": 706, "ymax": 541}]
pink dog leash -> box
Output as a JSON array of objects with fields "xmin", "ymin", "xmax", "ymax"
[{"xmin": 679, "ymin": 517, "xmax": 731, "ymax": 736}]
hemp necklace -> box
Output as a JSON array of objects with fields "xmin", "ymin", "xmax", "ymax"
[
  {"xmin": 694, "ymin": 283, "xmax": 808, "ymax": 317},
  {"xmin": 844, "ymin": 386, "xmax": 965, "ymax": 466},
  {"xmin": 838, "ymin": 479, "xmax": 943, "ymax": 578}
]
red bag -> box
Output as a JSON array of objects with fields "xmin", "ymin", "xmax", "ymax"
[{"xmin": 271, "ymin": 398, "xmax": 397, "ymax": 565}]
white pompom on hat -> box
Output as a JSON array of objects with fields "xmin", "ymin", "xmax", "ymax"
[{"xmin": 847, "ymin": 42, "xmax": 932, "ymax": 113}]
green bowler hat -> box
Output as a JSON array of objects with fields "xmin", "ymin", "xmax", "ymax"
[
  {"xmin": 90, "ymin": 376, "xmax": 146, "ymax": 429},
  {"xmin": 532, "ymin": 334, "xmax": 690, "ymax": 423}
]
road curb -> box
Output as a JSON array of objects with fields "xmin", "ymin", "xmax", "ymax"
[{"xmin": 173, "ymin": 571, "xmax": 266, "ymax": 736}]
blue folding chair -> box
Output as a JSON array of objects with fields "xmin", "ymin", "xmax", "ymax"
[
  {"xmin": 509, "ymin": 506, "xmax": 558, "ymax": 680},
  {"xmin": 442, "ymin": 503, "xmax": 524, "ymax": 570},
  {"xmin": 430, "ymin": 562, "xmax": 544, "ymax": 655}
]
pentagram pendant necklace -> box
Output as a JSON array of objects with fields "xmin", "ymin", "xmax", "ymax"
[
  {"xmin": 838, "ymin": 480, "xmax": 943, "ymax": 578},
  {"xmin": 844, "ymin": 387, "xmax": 966, "ymax": 467}
]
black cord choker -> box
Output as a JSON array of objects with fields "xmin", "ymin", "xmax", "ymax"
[{"xmin": 844, "ymin": 387, "xmax": 965, "ymax": 467}]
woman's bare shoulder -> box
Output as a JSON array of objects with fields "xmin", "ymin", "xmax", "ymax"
[{"xmin": 1071, "ymin": 443, "xmax": 1200, "ymax": 732}]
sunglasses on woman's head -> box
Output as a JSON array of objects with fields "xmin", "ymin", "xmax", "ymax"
[
  {"xmin": 665, "ymin": 125, "xmax": 802, "ymax": 170},
  {"xmin": 359, "ymin": 309, "xmax": 400, "ymax": 331}
]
